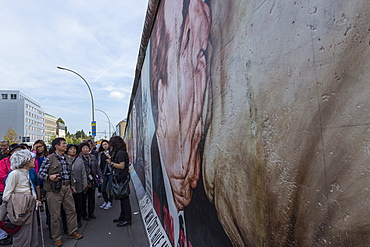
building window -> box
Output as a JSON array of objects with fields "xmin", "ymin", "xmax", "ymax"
[
  {"xmin": 1, "ymin": 94, "xmax": 7, "ymax": 99},
  {"xmin": 10, "ymin": 94, "xmax": 17, "ymax": 99}
]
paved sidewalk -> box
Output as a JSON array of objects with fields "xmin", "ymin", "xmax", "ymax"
[{"xmin": 4, "ymin": 181, "xmax": 149, "ymax": 247}]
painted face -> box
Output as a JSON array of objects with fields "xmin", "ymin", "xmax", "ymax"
[{"xmin": 155, "ymin": 0, "xmax": 211, "ymax": 211}]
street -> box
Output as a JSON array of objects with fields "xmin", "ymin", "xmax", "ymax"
[{"xmin": 4, "ymin": 181, "xmax": 149, "ymax": 247}]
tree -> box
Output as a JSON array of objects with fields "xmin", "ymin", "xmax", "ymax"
[
  {"xmin": 65, "ymin": 136, "xmax": 83, "ymax": 145},
  {"xmin": 3, "ymin": 127, "xmax": 20, "ymax": 145},
  {"xmin": 75, "ymin": 130, "xmax": 88, "ymax": 139},
  {"xmin": 47, "ymin": 134, "xmax": 57, "ymax": 145}
]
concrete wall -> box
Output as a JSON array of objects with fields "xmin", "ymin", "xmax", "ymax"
[{"xmin": 126, "ymin": 0, "xmax": 370, "ymax": 246}]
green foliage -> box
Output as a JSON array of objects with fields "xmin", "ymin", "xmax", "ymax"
[
  {"xmin": 47, "ymin": 134, "xmax": 57, "ymax": 144},
  {"xmin": 63, "ymin": 129, "xmax": 91, "ymax": 145},
  {"xmin": 47, "ymin": 129, "xmax": 90, "ymax": 145},
  {"xmin": 65, "ymin": 136, "xmax": 83, "ymax": 145},
  {"xmin": 3, "ymin": 127, "xmax": 19, "ymax": 145},
  {"xmin": 75, "ymin": 130, "xmax": 88, "ymax": 139}
]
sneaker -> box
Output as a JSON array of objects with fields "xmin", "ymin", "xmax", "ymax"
[
  {"xmin": 104, "ymin": 202, "xmax": 112, "ymax": 210},
  {"xmin": 97, "ymin": 193, "xmax": 102, "ymax": 198},
  {"xmin": 100, "ymin": 202, "xmax": 107, "ymax": 209},
  {"xmin": 68, "ymin": 231, "xmax": 83, "ymax": 240}
]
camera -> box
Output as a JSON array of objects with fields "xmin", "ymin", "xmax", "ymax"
[{"xmin": 54, "ymin": 175, "xmax": 62, "ymax": 192}]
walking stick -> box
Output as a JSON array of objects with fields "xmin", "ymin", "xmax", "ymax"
[{"xmin": 37, "ymin": 204, "xmax": 45, "ymax": 247}]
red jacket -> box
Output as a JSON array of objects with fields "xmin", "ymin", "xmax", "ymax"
[{"xmin": 0, "ymin": 157, "xmax": 11, "ymax": 192}]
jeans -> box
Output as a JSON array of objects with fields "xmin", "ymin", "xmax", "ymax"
[{"xmin": 101, "ymin": 174, "xmax": 113, "ymax": 203}]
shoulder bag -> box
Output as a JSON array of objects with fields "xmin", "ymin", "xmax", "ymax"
[{"xmin": 111, "ymin": 174, "xmax": 130, "ymax": 199}]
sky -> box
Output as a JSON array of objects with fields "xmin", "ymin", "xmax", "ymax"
[{"xmin": 0, "ymin": 0, "xmax": 148, "ymax": 138}]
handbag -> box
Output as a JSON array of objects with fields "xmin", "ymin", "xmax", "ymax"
[
  {"xmin": 111, "ymin": 176, "xmax": 130, "ymax": 199},
  {"xmin": 6, "ymin": 170, "xmax": 36, "ymax": 226},
  {"xmin": 7, "ymin": 193, "xmax": 36, "ymax": 226},
  {"xmin": 0, "ymin": 201, "xmax": 22, "ymax": 234},
  {"xmin": 0, "ymin": 220, "xmax": 22, "ymax": 234}
]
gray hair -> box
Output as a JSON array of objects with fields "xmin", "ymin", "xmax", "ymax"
[{"xmin": 9, "ymin": 149, "xmax": 32, "ymax": 170}]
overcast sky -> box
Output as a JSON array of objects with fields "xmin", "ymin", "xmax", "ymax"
[{"xmin": 0, "ymin": 1, "xmax": 148, "ymax": 138}]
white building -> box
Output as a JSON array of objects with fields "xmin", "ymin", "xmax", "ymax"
[
  {"xmin": 0, "ymin": 90, "xmax": 45, "ymax": 143},
  {"xmin": 44, "ymin": 113, "xmax": 57, "ymax": 142}
]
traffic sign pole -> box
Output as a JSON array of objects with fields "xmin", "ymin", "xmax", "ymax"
[{"xmin": 91, "ymin": 121, "xmax": 96, "ymax": 137}]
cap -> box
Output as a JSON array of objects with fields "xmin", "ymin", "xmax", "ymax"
[{"xmin": 8, "ymin": 143, "xmax": 26, "ymax": 153}]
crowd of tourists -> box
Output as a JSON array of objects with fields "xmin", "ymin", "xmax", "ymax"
[{"xmin": 0, "ymin": 136, "xmax": 132, "ymax": 247}]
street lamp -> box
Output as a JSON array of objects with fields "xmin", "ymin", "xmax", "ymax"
[
  {"xmin": 24, "ymin": 123, "xmax": 34, "ymax": 142},
  {"xmin": 57, "ymin": 66, "xmax": 96, "ymax": 138},
  {"xmin": 95, "ymin": 108, "xmax": 111, "ymax": 138},
  {"xmin": 106, "ymin": 122, "xmax": 116, "ymax": 136}
]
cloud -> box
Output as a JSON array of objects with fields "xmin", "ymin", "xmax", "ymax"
[
  {"xmin": 109, "ymin": 91, "xmax": 125, "ymax": 99},
  {"xmin": 0, "ymin": 0, "xmax": 147, "ymax": 134}
]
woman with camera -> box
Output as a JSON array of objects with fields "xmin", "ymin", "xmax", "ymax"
[
  {"xmin": 66, "ymin": 144, "xmax": 87, "ymax": 228},
  {"xmin": 78, "ymin": 142, "xmax": 101, "ymax": 221},
  {"xmin": 106, "ymin": 136, "xmax": 132, "ymax": 227}
]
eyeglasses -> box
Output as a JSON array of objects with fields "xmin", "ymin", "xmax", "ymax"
[{"xmin": 35, "ymin": 146, "xmax": 43, "ymax": 149}]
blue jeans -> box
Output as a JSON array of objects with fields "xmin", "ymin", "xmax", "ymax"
[{"xmin": 102, "ymin": 174, "xmax": 113, "ymax": 203}]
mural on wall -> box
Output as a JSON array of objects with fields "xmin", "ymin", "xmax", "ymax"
[{"xmin": 126, "ymin": 0, "xmax": 370, "ymax": 246}]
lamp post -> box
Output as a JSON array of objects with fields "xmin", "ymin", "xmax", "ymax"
[
  {"xmin": 57, "ymin": 66, "xmax": 96, "ymax": 138},
  {"xmin": 106, "ymin": 122, "xmax": 116, "ymax": 136},
  {"xmin": 24, "ymin": 123, "xmax": 34, "ymax": 142},
  {"xmin": 95, "ymin": 108, "xmax": 111, "ymax": 138}
]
